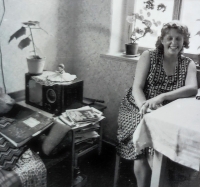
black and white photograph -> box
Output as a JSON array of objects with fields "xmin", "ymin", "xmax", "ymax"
[{"xmin": 0, "ymin": 0, "xmax": 200, "ymax": 186}]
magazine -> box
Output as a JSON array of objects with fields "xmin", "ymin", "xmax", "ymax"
[
  {"xmin": 58, "ymin": 106, "xmax": 105, "ymax": 128},
  {"xmin": 59, "ymin": 112, "xmax": 77, "ymax": 127},
  {"xmin": 0, "ymin": 112, "xmax": 53, "ymax": 147},
  {"xmin": 66, "ymin": 110, "xmax": 99, "ymax": 123}
]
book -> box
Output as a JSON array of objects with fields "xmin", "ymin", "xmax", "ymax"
[
  {"xmin": 66, "ymin": 109, "xmax": 99, "ymax": 123},
  {"xmin": 0, "ymin": 112, "xmax": 53, "ymax": 147}
]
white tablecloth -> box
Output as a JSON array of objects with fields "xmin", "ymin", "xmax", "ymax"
[{"xmin": 133, "ymin": 97, "xmax": 200, "ymax": 171}]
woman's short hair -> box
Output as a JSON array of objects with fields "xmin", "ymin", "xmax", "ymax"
[{"xmin": 155, "ymin": 20, "xmax": 190, "ymax": 53}]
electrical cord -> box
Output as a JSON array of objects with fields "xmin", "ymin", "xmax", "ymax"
[{"xmin": 0, "ymin": 0, "xmax": 6, "ymax": 93}]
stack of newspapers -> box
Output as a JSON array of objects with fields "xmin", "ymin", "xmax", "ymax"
[{"xmin": 58, "ymin": 106, "xmax": 105, "ymax": 128}]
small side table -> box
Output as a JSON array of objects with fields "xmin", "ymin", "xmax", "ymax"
[{"xmin": 17, "ymin": 100, "xmax": 106, "ymax": 187}]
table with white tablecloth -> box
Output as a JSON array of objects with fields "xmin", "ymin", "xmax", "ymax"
[{"xmin": 133, "ymin": 96, "xmax": 200, "ymax": 187}]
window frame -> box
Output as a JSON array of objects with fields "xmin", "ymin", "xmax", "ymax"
[
  {"xmin": 124, "ymin": 0, "xmax": 183, "ymax": 52},
  {"xmin": 129, "ymin": 0, "xmax": 200, "ymax": 60},
  {"xmin": 173, "ymin": 0, "xmax": 182, "ymax": 20},
  {"xmin": 109, "ymin": 0, "xmax": 199, "ymax": 62}
]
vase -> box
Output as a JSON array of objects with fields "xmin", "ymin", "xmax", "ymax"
[
  {"xmin": 27, "ymin": 57, "xmax": 45, "ymax": 75},
  {"xmin": 125, "ymin": 43, "xmax": 139, "ymax": 55}
]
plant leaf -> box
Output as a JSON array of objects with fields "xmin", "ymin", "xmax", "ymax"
[
  {"xmin": 143, "ymin": 27, "xmax": 153, "ymax": 36},
  {"xmin": 8, "ymin": 27, "xmax": 26, "ymax": 43},
  {"xmin": 135, "ymin": 13, "xmax": 139, "ymax": 19},
  {"xmin": 142, "ymin": 19, "xmax": 152, "ymax": 27},
  {"xmin": 157, "ymin": 3, "xmax": 166, "ymax": 12},
  {"xmin": 18, "ymin": 37, "xmax": 31, "ymax": 49},
  {"xmin": 138, "ymin": 15, "xmax": 144, "ymax": 21},
  {"xmin": 196, "ymin": 31, "xmax": 200, "ymax": 36}
]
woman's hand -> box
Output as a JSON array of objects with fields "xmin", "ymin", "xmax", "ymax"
[
  {"xmin": 145, "ymin": 94, "xmax": 165, "ymax": 109},
  {"xmin": 139, "ymin": 94, "xmax": 165, "ymax": 117}
]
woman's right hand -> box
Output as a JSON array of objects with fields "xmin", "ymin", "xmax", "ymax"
[
  {"xmin": 139, "ymin": 100, "xmax": 163, "ymax": 118},
  {"xmin": 139, "ymin": 103, "xmax": 152, "ymax": 118}
]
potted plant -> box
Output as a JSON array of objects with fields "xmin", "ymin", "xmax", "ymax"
[
  {"xmin": 125, "ymin": 1, "xmax": 166, "ymax": 55},
  {"xmin": 126, "ymin": 13, "xmax": 153, "ymax": 55},
  {"xmin": 9, "ymin": 21, "xmax": 47, "ymax": 75}
]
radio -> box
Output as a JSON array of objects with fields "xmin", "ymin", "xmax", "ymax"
[{"xmin": 25, "ymin": 73, "xmax": 83, "ymax": 115}]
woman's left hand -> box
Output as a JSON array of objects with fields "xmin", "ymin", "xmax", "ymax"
[
  {"xmin": 139, "ymin": 94, "xmax": 164, "ymax": 117},
  {"xmin": 144, "ymin": 94, "xmax": 165, "ymax": 110}
]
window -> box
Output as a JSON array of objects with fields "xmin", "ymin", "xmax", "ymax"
[
  {"xmin": 109, "ymin": 0, "xmax": 200, "ymax": 56},
  {"xmin": 132, "ymin": 0, "xmax": 174, "ymax": 48},
  {"xmin": 180, "ymin": 0, "xmax": 200, "ymax": 54},
  {"xmin": 129, "ymin": 0, "xmax": 200, "ymax": 54}
]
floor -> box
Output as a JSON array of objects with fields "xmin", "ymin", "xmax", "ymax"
[
  {"xmin": 44, "ymin": 141, "xmax": 200, "ymax": 187},
  {"xmin": 46, "ymin": 141, "xmax": 137, "ymax": 187}
]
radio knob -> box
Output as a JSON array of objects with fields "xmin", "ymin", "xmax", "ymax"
[
  {"xmin": 47, "ymin": 104, "xmax": 51, "ymax": 111},
  {"xmin": 55, "ymin": 109, "xmax": 59, "ymax": 115},
  {"xmin": 45, "ymin": 103, "xmax": 51, "ymax": 111}
]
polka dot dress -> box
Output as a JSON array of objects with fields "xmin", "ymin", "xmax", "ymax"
[{"xmin": 117, "ymin": 48, "xmax": 191, "ymax": 160}]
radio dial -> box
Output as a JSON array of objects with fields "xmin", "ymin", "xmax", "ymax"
[{"xmin": 46, "ymin": 89, "xmax": 56, "ymax": 103}]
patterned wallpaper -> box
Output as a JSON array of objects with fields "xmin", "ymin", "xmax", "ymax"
[
  {"xmin": 71, "ymin": 0, "xmax": 120, "ymax": 143},
  {"xmin": 0, "ymin": 0, "xmax": 74, "ymax": 93}
]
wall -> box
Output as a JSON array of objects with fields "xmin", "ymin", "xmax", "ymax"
[
  {"xmin": 70, "ymin": 0, "xmax": 135, "ymax": 144},
  {"xmin": 0, "ymin": 0, "xmax": 124, "ymax": 144},
  {"xmin": 0, "ymin": 0, "xmax": 74, "ymax": 93},
  {"xmin": 86, "ymin": 56, "xmax": 137, "ymax": 144}
]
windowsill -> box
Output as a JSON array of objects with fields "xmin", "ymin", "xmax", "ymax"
[
  {"xmin": 100, "ymin": 50, "xmax": 200, "ymax": 65},
  {"xmin": 100, "ymin": 52, "xmax": 140, "ymax": 62}
]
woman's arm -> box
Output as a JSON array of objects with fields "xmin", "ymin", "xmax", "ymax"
[
  {"xmin": 132, "ymin": 50, "xmax": 151, "ymax": 109},
  {"xmin": 145, "ymin": 60, "xmax": 198, "ymax": 110},
  {"xmin": 162, "ymin": 60, "xmax": 198, "ymax": 101}
]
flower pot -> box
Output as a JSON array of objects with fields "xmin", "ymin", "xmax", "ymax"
[
  {"xmin": 27, "ymin": 57, "xmax": 45, "ymax": 75},
  {"xmin": 125, "ymin": 43, "xmax": 139, "ymax": 55}
]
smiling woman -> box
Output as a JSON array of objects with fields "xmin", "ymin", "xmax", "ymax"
[
  {"xmin": 156, "ymin": 21, "xmax": 190, "ymax": 54},
  {"xmin": 162, "ymin": 29, "xmax": 184, "ymax": 55},
  {"xmin": 116, "ymin": 20, "xmax": 198, "ymax": 187}
]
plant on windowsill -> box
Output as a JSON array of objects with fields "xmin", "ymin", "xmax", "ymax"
[
  {"xmin": 9, "ymin": 21, "xmax": 47, "ymax": 75},
  {"xmin": 125, "ymin": 1, "xmax": 166, "ymax": 55},
  {"xmin": 126, "ymin": 14, "xmax": 153, "ymax": 55}
]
